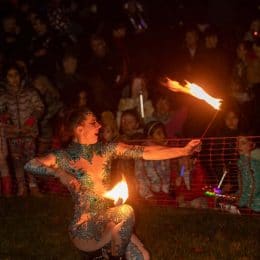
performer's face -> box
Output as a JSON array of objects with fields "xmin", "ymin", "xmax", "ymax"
[{"xmin": 78, "ymin": 113, "xmax": 101, "ymax": 144}]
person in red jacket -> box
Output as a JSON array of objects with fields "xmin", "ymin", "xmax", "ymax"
[{"xmin": 172, "ymin": 156, "xmax": 210, "ymax": 208}]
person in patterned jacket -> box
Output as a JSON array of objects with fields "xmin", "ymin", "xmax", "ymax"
[{"xmin": 0, "ymin": 64, "xmax": 44, "ymax": 196}]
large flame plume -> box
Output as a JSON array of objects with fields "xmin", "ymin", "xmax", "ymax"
[
  {"xmin": 104, "ymin": 176, "xmax": 129, "ymax": 204},
  {"xmin": 164, "ymin": 78, "xmax": 222, "ymax": 110}
]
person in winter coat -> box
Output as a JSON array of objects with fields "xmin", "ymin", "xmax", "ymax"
[{"xmin": 0, "ymin": 64, "xmax": 44, "ymax": 196}]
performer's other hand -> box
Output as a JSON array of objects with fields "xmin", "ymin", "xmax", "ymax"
[{"xmin": 185, "ymin": 139, "xmax": 201, "ymax": 155}]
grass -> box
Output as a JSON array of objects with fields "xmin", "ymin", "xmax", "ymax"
[{"xmin": 0, "ymin": 195, "xmax": 259, "ymax": 260}]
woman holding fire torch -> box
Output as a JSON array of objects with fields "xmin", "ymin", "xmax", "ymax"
[{"xmin": 24, "ymin": 107, "xmax": 200, "ymax": 259}]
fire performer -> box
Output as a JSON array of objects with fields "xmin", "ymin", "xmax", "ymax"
[{"xmin": 24, "ymin": 107, "xmax": 200, "ymax": 259}]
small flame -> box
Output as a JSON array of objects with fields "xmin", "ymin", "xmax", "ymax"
[
  {"xmin": 104, "ymin": 176, "xmax": 128, "ymax": 204},
  {"xmin": 164, "ymin": 78, "xmax": 222, "ymax": 110}
]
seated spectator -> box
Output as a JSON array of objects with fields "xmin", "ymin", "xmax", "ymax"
[
  {"xmin": 216, "ymin": 106, "xmax": 248, "ymax": 136},
  {"xmin": 84, "ymin": 34, "xmax": 128, "ymax": 114},
  {"xmin": 55, "ymin": 52, "xmax": 87, "ymax": 107},
  {"xmin": 100, "ymin": 111, "xmax": 119, "ymax": 143},
  {"xmin": 118, "ymin": 108, "xmax": 144, "ymax": 142},
  {"xmin": 172, "ymin": 155, "xmax": 209, "ymax": 208},
  {"xmin": 149, "ymin": 93, "xmax": 188, "ymax": 139},
  {"xmin": 118, "ymin": 74, "xmax": 154, "ymax": 124},
  {"xmin": 29, "ymin": 15, "xmax": 56, "ymax": 76},
  {"xmin": 99, "ymin": 110, "xmax": 120, "ymax": 193},
  {"xmin": 205, "ymin": 106, "xmax": 244, "ymax": 194},
  {"xmin": 110, "ymin": 21, "xmax": 130, "ymax": 73},
  {"xmin": 196, "ymin": 26, "xmax": 230, "ymax": 97},
  {"xmin": 135, "ymin": 121, "xmax": 172, "ymax": 199},
  {"xmin": 113, "ymin": 109, "xmax": 144, "ymax": 201},
  {"xmin": 230, "ymin": 40, "xmax": 253, "ymax": 116},
  {"xmin": 47, "ymin": 0, "xmax": 77, "ymax": 44},
  {"xmin": 174, "ymin": 25, "xmax": 203, "ymax": 81},
  {"xmin": 237, "ymin": 135, "xmax": 260, "ymax": 213},
  {"xmin": 0, "ymin": 14, "xmax": 25, "ymax": 61},
  {"xmin": 247, "ymin": 38, "xmax": 260, "ymax": 133},
  {"xmin": 32, "ymin": 74, "xmax": 63, "ymax": 154}
]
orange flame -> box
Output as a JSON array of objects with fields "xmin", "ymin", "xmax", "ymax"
[
  {"xmin": 104, "ymin": 176, "xmax": 128, "ymax": 204},
  {"xmin": 164, "ymin": 78, "xmax": 222, "ymax": 110}
]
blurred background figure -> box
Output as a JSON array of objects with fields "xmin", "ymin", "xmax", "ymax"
[
  {"xmin": 172, "ymin": 155, "xmax": 209, "ymax": 208},
  {"xmin": 135, "ymin": 120, "xmax": 172, "ymax": 199},
  {"xmin": 244, "ymin": 18, "xmax": 260, "ymax": 43},
  {"xmin": 0, "ymin": 64, "xmax": 44, "ymax": 196},
  {"xmin": 114, "ymin": 109, "xmax": 144, "ymax": 201},
  {"xmin": 32, "ymin": 74, "xmax": 62, "ymax": 154},
  {"xmin": 230, "ymin": 40, "xmax": 253, "ymax": 121},
  {"xmin": 149, "ymin": 93, "xmax": 188, "ymax": 139},
  {"xmin": 123, "ymin": 0, "xmax": 148, "ymax": 35},
  {"xmin": 100, "ymin": 110, "xmax": 119, "ymax": 143},
  {"xmin": 118, "ymin": 73, "xmax": 154, "ymax": 124},
  {"xmin": 237, "ymin": 136, "xmax": 260, "ymax": 213}
]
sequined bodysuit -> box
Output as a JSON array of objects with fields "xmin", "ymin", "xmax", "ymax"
[{"xmin": 25, "ymin": 141, "xmax": 147, "ymax": 258}]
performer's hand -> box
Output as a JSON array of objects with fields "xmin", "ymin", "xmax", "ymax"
[{"xmin": 184, "ymin": 139, "xmax": 201, "ymax": 155}]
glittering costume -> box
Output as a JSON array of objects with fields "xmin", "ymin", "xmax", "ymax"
[{"xmin": 25, "ymin": 141, "xmax": 147, "ymax": 259}]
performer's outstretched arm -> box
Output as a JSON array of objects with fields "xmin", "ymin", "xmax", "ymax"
[
  {"xmin": 115, "ymin": 140, "xmax": 201, "ymax": 161},
  {"xmin": 24, "ymin": 154, "xmax": 57, "ymax": 176},
  {"xmin": 142, "ymin": 139, "xmax": 200, "ymax": 160}
]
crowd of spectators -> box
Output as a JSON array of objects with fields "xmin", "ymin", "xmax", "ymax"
[{"xmin": 0, "ymin": 0, "xmax": 259, "ymax": 213}]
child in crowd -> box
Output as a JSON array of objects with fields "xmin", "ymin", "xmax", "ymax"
[
  {"xmin": 237, "ymin": 136, "xmax": 260, "ymax": 213},
  {"xmin": 100, "ymin": 111, "xmax": 119, "ymax": 143},
  {"xmin": 0, "ymin": 64, "xmax": 44, "ymax": 196},
  {"xmin": 32, "ymin": 74, "xmax": 62, "ymax": 154},
  {"xmin": 135, "ymin": 121, "xmax": 172, "ymax": 199},
  {"xmin": 118, "ymin": 108, "xmax": 144, "ymax": 142},
  {"xmin": 118, "ymin": 74, "xmax": 154, "ymax": 124},
  {"xmin": 114, "ymin": 109, "xmax": 144, "ymax": 201},
  {"xmin": 214, "ymin": 107, "xmax": 244, "ymax": 194},
  {"xmin": 172, "ymin": 155, "xmax": 209, "ymax": 208},
  {"xmin": 150, "ymin": 94, "xmax": 188, "ymax": 139}
]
